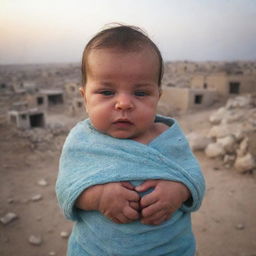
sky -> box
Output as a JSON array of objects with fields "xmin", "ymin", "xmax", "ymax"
[{"xmin": 0, "ymin": 0, "xmax": 256, "ymax": 64}]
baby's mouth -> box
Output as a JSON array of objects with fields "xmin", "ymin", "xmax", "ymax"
[{"xmin": 113, "ymin": 119, "xmax": 133, "ymax": 127}]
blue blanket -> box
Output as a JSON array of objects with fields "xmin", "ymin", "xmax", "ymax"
[{"xmin": 56, "ymin": 115, "xmax": 205, "ymax": 256}]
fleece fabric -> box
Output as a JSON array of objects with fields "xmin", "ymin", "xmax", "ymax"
[{"xmin": 56, "ymin": 115, "xmax": 205, "ymax": 256}]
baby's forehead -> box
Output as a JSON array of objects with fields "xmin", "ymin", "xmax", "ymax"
[
  {"xmin": 87, "ymin": 47, "xmax": 160, "ymax": 69},
  {"xmin": 89, "ymin": 44, "xmax": 157, "ymax": 57}
]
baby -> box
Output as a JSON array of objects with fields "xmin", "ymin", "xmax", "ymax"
[{"xmin": 56, "ymin": 24, "xmax": 205, "ymax": 256}]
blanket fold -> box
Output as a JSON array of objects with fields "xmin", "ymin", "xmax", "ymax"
[{"xmin": 56, "ymin": 115, "xmax": 205, "ymax": 255}]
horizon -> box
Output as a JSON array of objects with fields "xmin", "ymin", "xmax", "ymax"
[
  {"xmin": 1, "ymin": 0, "xmax": 256, "ymax": 65},
  {"xmin": 1, "ymin": 59, "xmax": 256, "ymax": 67}
]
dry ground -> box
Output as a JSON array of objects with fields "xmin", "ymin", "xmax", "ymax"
[{"xmin": 0, "ymin": 108, "xmax": 256, "ymax": 256}]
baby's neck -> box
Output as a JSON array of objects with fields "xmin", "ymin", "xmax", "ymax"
[{"xmin": 133, "ymin": 122, "xmax": 169, "ymax": 144}]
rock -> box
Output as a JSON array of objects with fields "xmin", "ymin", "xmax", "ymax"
[
  {"xmin": 222, "ymin": 112, "xmax": 244, "ymax": 124},
  {"xmin": 226, "ymin": 95, "xmax": 252, "ymax": 109},
  {"xmin": 49, "ymin": 251, "xmax": 56, "ymax": 256},
  {"xmin": 223, "ymin": 154, "xmax": 236, "ymax": 165},
  {"xmin": 28, "ymin": 235, "xmax": 43, "ymax": 246},
  {"xmin": 237, "ymin": 137, "xmax": 249, "ymax": 157},
  {"xmin": 187, "ymin": 133, "xmax": 211, "ymax": 151},
  {"xmin": 31, "ymin": 194, "xmax": 43, "ymax": 202},
  {"xmin": 0, "ymin": 212, "xmax": 18, "ymax": 225},
  {"xmin": 60, "ymin": 231, "xmax": 70, "ymax": 239},
  {"xmin": 209, "ymin": 107, "xmax": 226, "ymax": 125},
  {"xmin": 234, "ymin": 153, "xmax": 256, "ymax": 173},
  {"xmin": 37, "ymin": 178, "xmax": 48, "ymax": 187},
  {"xmin": 217, "ymin": 135, "xmax": 237, "ymax": 154},
  {"xmin": 208, "ymin": 125, "xmax": 230, "ymax": 139},
  {"xmin": 235, "ymin": 223, "xmax": 245, "ymax": 230},
  {"xmin": 205, "ymin": 143, "xmax": 225, "ymax": 158},
  {"xmin": 7, "ymin": 198, "xmax": 14, "ymax": 204},
  {"xmin": 234, "ymin": 130, "xmax": 246, "ymax": 142}
]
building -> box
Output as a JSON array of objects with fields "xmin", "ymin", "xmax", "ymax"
[
  {"xmin": 65, "ymin": 82, "xmax": 80, "ymax": 98},
  {"xmin": 191, "ymin": 72, "xmax": 255, "ymax": 98},
  {"xmin": 26, "ymin": 93, "xmax": 48, "ymax": 110},
  {"xmin": 8, "ymin": 108, "xmax": 46, "ymax": 129},
  {"xmin": 11, "ymin": 82, "xmax": 26, "ymax": 94},
  {"xmin": 159, "ymin": 87, "xmax": 217, "ymax": 113},
  {"xmin": 68, "ymin": 97, "xmax": 84, "ymax": 116},
  {"xmin": 39, "ymin": 89, "xmax": 65, "ymax": 107}
]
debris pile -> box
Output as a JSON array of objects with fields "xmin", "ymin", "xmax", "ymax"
[
  {"xmin": 14, "ymin": 123, "xmax": 68, "ymax": 151},
  {"xmin": 188, "ymin": 94, "xmax": 256, "ymax": 173}
]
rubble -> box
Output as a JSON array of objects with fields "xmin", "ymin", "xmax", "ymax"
[
  {"xmin": 37, "ymin": 178, "xmax": 48, "ymax": 186},
  {"xmin": 0, "ymin": 212, "xmax": 18, "ymax": 225},
  {"xmin": 188, "ymin": 94, "xmax": 256, "ymax": 173},
  {"xmin": 234, "ymin": 153, "xmax": 256, "ymax": 173},
  {"xmin": 31, "ymin": 194, "xmax": 43, "ymax": 202},
  {"xmin": 60, "ymin": 231, "xmax": 70, "ymax": 239},
  {"xmin": 28, "ymin": 235, "xmax": 43, "ymax": 246},
  {"xmin": 205, "ymin": 143, "xmax": 225, "ymax": 158},
  {"xmin": 235, "ymin": 224, "xmax": 245, "ymax": 230}
]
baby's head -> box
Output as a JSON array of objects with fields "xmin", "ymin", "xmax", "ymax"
[
  {"xmin": 80, "ymin": 24, "xmax": 165, "ymax": 143},
  {"xmin": 81, "ymin": 24, "xmax": 163, "ymax": 87}
]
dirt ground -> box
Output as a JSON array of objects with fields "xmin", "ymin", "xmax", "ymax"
[{"xmin": 0, "ymin": 108, "xmax": 256, "ymax": 256}]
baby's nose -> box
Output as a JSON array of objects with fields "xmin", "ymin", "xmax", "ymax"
[{"xmin": 115, "ymin": 94, "xmax": 134, "ymax": 110}]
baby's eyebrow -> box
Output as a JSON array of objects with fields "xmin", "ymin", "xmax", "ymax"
[
  {"xmin": 98, "ymin": 82, "xmax": 114, "ymax": 87},
  {"xmin": 134, "ymin": 83, "xmax": 154, "ymax": 88}
]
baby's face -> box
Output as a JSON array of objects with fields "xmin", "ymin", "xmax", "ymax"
[{"xmin": 80, "ymin": 47, "xmax": 161, "ymax": 143}]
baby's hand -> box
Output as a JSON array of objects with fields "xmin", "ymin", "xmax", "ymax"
[
  {"xmin": 79, "ymin": 182, "xmax": 139, "ymax": 224},
  {"xmin": 98, "ymin": 182, "xmax": 140, "ymax": 223},
  {"xmin": 135, "ymin": 180, "xmax": 190, "ymax": 225}
]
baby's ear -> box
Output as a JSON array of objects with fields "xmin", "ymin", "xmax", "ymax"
[{"xmin": 79, "ymin": 87, "xmax": 85, "ymax": 97}]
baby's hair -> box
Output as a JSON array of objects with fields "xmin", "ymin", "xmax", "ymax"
[{"xmin": 81, "ymin": 23, "xmax": 163, "ymax": 86}]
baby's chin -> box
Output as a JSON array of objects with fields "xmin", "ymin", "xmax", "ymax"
[{"xmin": 108, "ymin": 133, "xmax": 135, "ymax": 140}]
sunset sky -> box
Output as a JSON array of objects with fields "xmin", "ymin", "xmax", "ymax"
[{"xmin": 0, "ymin": 0, "xmax": 256, "ymax": 64}]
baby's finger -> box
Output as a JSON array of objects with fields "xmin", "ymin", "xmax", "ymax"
[
  {"xmin": 115, "ymin": 213, "xmax": 132, "ymax": 224},
  {"xmin": 141, "ymin": 203, "xmax": 163, "ymax": 218},
  {"xmin": 123, "ymin": 205, "xmax": 139, "ymax": 220},
  {"xmin": 121, "ymin": 181, "xmax": 134, "ymax": 190},
  {"xmin": 140, "ymin": 192, "xmax": 158, "ymax": 208},
  {"xmin": 141, "ymin": 209, "xmax": 166, "ymax": 225},
  {"xmin": 129, "ymin": 201, "xmax": 140, "ymax": 210},
  {"xmin": 124, "ymin": 189, "xmax": 140, "ymax": 202}
]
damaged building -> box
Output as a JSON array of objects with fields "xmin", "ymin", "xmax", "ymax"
[
  {"xmin": 39, "ymin": 89, "xmax": 65, "ymax": 107},
  {"xmin": 159, "ymin": 87, "xmax": 217, "ymax": 113},
  {"xmin": 65, "ymin": 82, "xmax": 80, "ymax": 98},
  {"xmin": 8, "ymin": 108, "xmax": 46, "ymax": 129},
  {"xmin": 191, "ymin": 72, "xmax": 255, "ymax": 98}
]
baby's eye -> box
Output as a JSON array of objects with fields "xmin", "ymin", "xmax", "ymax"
[
  {"xmin": 134, "ymin": 91, "xmax": 147, "ymax": 96},
  {"xmin": 99, "ymin": 90, "xmax": 114, "ymax": 96}
]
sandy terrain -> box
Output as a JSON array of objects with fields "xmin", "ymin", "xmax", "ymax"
[{"xmin": 0, "ymin": 108, "xmax": 256, "ymax": 256}]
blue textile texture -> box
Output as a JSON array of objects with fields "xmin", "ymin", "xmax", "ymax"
[{"xmin": 56, "ymin": 115, "xmax": 205, "ymax": 256}]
